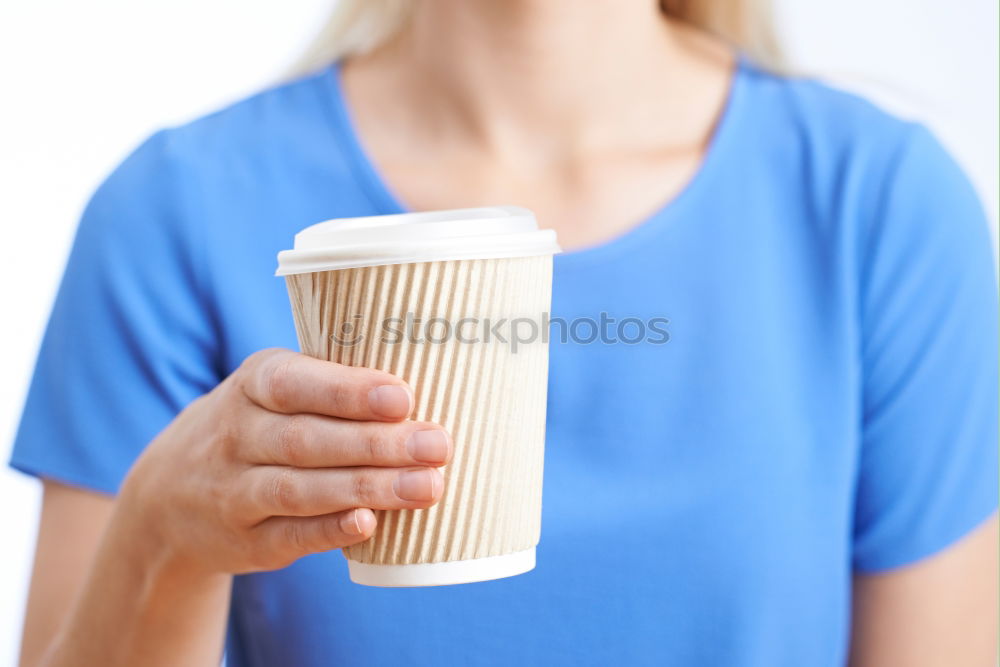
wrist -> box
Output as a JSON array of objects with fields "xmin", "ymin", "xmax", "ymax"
[{"xmin": 110, "ymin": 478, "xmax": 224, "ymax": 589}]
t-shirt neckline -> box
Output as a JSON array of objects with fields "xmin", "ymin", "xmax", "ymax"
[{"xmin": 320, "ymin": 54, "xmax": 749, "ymax": 269}]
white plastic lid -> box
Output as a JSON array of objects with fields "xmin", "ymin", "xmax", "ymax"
[{"xmin": 275, "ymin": 206, "xmax": 561, "ymax": 275}]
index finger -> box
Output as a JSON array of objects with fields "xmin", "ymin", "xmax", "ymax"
[{"xmin": 239, "ymin": 349, "xmax": 413, "ymax": 421}]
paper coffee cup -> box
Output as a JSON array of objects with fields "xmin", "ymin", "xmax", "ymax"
[{"xmin": 276, "ymin": 207, "xmax": 560, "ymax": 586}]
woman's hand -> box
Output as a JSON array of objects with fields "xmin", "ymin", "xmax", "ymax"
[{"xmin": 117, "ymin": 347, "xmax": 451, "ymax": 576}]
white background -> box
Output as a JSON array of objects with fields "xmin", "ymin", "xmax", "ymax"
[{"xmin": 1, "ymin": 1, "xmax": 997, "ymax": 663}]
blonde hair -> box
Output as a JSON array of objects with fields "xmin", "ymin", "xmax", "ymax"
[{"xmin": 290, "ymin": 0, "xmax": 781, "ymax": 76}]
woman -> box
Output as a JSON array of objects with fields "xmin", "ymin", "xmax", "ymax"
[{"xmin": 13, "ymin": 1, "xmax": 998, "ymax": 665}]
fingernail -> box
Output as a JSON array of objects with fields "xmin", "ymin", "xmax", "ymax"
[
  {"xmin": 355, "ymin": 508, "xmax": 376, "ymax": 534},
  {"xmin": 340, "ymin": 508, "xmax": 375, "ymax": 536},
  {"xmin": 393, "ymin": 469, "xmax": 440, "ymax": 502},
  {"xmin": 339, "ymin": 509, "xmax": 363, "ymax": 536},
  {"xmin": 368, "ymin": 385, "xmax": 412, "ymax": 419},
  {"xmin": 405, "ymin": 429, "xmax": 451, "ymax": 464}
]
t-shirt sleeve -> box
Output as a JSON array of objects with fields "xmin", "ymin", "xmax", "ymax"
[
  {"xmin": 852, "ymin": 124, "xmax": 999, "ymax": 572},
  {"xmin": 9, "ymin": 130, "xmax": 221, "ymax": 494}
]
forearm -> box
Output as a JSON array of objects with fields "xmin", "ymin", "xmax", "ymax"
[
  {"xmin": 22, "ymin": 351, "xmax": 430, "ymax": 666},
  {"xmin": 38, "ymin": 505, "xmax": 232, "ymax": 667}
]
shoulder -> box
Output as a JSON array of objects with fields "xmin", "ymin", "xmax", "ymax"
[
  {"xmin": 97, "ymin": 67, "xmax": 336, "ymax": 205},
  {"xmin": 738, "ymin": 61, "xmax": 916, "ymax": 154},
  {"xmin": 88, "ymin": 68, "xmax": 338, "ymax": 231},
  {"xmin": 736, "ymin": 61, "xmax": 984, "ymax": 237},
  {"xmin": 145, "ymin": 68, "xmax": 336, "ymax": 178}
]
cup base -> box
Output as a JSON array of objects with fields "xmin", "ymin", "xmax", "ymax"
[{"xmin": 347, "ymin": 548, "xmax": 536, "ymax": 587}]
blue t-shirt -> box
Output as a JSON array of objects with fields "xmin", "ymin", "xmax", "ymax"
[{"xmin": 11, "ymin": 58, "xmax": 998, "ymax": 666}]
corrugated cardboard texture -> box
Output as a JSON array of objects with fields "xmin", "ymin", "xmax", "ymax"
[{"xmin": 285, "ymin": 256, "xmax": 552, "ymax": 564}]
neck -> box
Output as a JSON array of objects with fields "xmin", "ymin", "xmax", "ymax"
[{"xmin": 350, "ymin": 0, "xmax": 734, "ymax": 158}]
